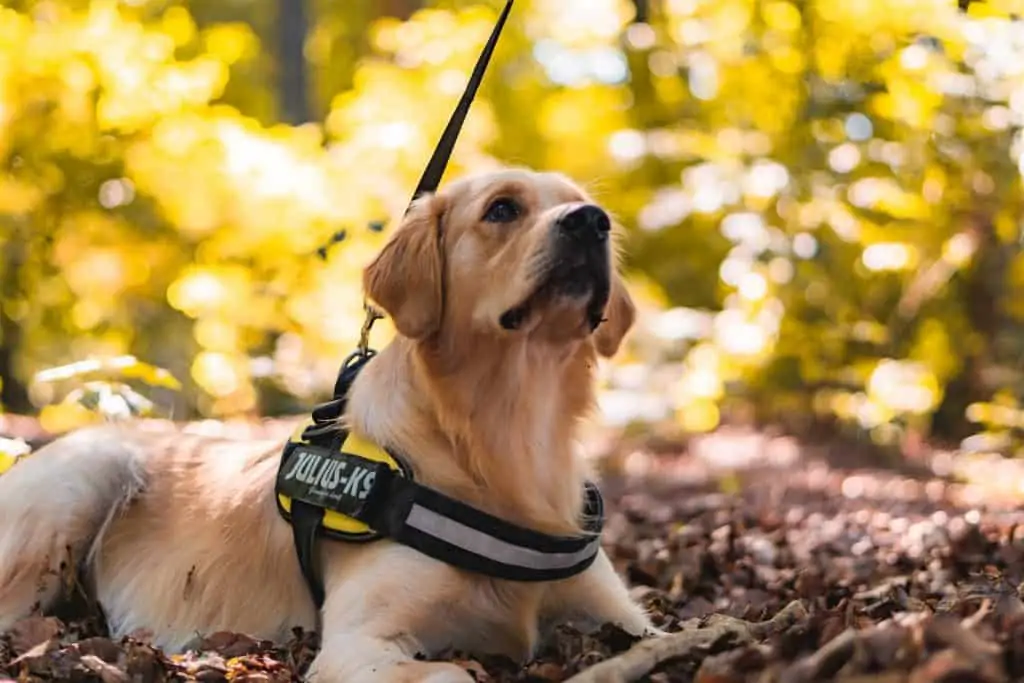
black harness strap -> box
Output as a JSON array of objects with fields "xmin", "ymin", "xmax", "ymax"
[
  {"xmin": 288, "ymin": 351, "xmax": 380, "ymax": 592},
  {"xmin": 288, "ymin": 500, "xmax": 325, "ymax": 608},
  {"xmin": 285, "ymin": 351, "xmax": 377, "ymax": 607},
  {"xmin": 375, "ymin": 479, "xmax": 604, "ymax": 582}
]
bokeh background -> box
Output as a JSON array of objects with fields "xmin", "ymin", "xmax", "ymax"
[{"xmin": 3, "ymin": 0, "xmax": 1024, "ymax": 457}]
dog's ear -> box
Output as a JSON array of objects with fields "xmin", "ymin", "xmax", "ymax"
[
  {"xmin": 594, "ymin": 273, "xmax": 635, "ymax": 357},
  {"xmin": 363, "ymin": 195, "xmax": 445, "ymax": 340}
]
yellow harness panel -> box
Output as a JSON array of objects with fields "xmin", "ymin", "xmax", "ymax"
[
  {"xmin": 276, "ymin": 421, "xmax": 405, "ymax": 538},
  {"xmin": 0, "ymin": 438, "xmax": 29, "ymax": 476},
  {"xmin": 0, "ymin": 452, "xmax": 20, "ymax": 476}
]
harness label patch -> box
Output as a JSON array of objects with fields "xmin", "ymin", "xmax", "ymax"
[{"xmin": 277, "ymin": 444, "xmax": 385, "ymax": 517}]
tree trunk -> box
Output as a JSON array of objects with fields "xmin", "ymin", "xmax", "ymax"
[
  {"xmin": 632, "ymin": 0, "xmax": 650, "ymax": 23},
  {"xmin": 276, "ymin": 0, "xmax": 312, "ymax": 124},
  {"xmin": 380, "ymin": 0, "xmax": 421, "ymax": 20},
  {"xmin": 930, "ymin": 213, "xmax": 1003, "ymax": 442},
  {"xmin": 0, "ymin": 322, "xmax": 30, "ymax": 413},
  {"xmin": 0, "ymin": 239, "xmax": 30, "ymax": 413}
]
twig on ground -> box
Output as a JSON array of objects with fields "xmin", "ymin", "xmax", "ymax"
[
  {"xmin": 924, "ymin": 614, "xmax": 1005, "ymax": 682},
  {"xmin": 962, "ymin": 598, "xmax": 993, "ymax": 631},
  {"xmin": 563, "ymin": 600, "xmax": 808, "ymax": 683},
  {"xmin": 778, "ymin": 628, "xmax": 858, "ymax": 683}
]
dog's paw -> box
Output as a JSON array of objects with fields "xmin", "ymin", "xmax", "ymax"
[
  {"xmin": 309, "ymin": 660, "xmax": 475, "ymax": 683},
  {"xmin": 396, "ymin": 661, "xmax": 476, "ymax": 683}
]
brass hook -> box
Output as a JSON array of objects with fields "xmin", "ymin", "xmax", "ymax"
[{"xmin": 357, "ymin": 299, "xmax": 383, "ymax": 357}]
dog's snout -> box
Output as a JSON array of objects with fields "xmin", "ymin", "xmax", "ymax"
[{"xmin": 558, "ymin": 205, "xmax": 610, "ymax": 243}]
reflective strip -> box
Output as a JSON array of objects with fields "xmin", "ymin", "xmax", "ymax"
[{"xmin": 405, "ymin": 503, "xmax": 601, "ymax": 571}]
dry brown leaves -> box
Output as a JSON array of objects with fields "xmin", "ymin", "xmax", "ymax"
[{"xmin": 6, "ymin": 428, "xmax": 1024, "ymax": 681}]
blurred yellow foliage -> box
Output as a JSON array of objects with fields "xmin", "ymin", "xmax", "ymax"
[{"xmin": 1, "ymin": 0, "xmax": 1024, "ymax": 452}]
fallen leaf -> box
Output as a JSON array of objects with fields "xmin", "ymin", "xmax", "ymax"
[
  {"xmin": 80, "ymin": 653, "xmax": 129, "ymax": 683},
  {"xmin": 8, "ymin": 616, "xmax": 63, "ymax": 655}
]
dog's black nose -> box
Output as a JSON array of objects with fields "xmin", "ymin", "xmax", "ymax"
[{"xmin": 559, "ymin": 205, "xmax": 610, "ymax": 243}]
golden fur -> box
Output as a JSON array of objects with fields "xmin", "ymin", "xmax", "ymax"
[{"xmin": 0, "ymin": 168, "xmax": 658, "ymax": 682}]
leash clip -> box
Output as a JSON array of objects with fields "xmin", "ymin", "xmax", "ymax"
[
  {"xmin": 332, "ymin": 304, "xmax": 381, "ymax": 401},
  {"xmin": 357, "ymin": 300, "xmax": 383, "ymax": 358}
]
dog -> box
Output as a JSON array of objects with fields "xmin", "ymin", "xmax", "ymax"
[{"xmin": 0, "ymin": 167, "xmax": 659, "ymax": 682}]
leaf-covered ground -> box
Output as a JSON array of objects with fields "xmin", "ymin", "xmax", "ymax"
[{"xmin": 4, "ymin": 422, "xmax": 1024, "ymax": 682}]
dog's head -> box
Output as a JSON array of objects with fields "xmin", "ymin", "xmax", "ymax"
[{"xmin": 363, "ymin": 168, "xmax": 635, "ymax": 358}]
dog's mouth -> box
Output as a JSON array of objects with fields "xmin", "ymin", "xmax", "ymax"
[{"xmin": 499, "ymin": 252, "xmax": 610, "ymax": 333}]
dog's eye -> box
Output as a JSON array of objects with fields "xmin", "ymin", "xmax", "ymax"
[{"xmin": 483, "ymin": 198, "xmax": 521, "ymax": 224}]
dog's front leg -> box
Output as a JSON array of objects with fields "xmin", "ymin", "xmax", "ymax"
[
  {"xmin": 306, "ymin": 545, "xmax": 477, "ymax": 683},
  {"xmin": 542, "ymin": 548, "xmax": 665, "ymax": 638},
  {"xmin": 307, "ymin": 634, "xmax": 472, "ymax": 683}
]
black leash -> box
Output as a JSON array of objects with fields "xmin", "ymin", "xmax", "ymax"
[
  {"xmin": 409, "ymin": 0, "xmax": 513, "ymax": 204},
  {"xmin": 315, "ymin": 0, "xmax": 514, "ymax": 261}
]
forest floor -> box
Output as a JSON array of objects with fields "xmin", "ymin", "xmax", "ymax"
[{"xmin": 3, "ymin": 417, "xmax": 1024, "ymax": 682}]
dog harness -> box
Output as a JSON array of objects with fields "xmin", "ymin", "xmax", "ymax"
[{"xmin": 275, "ymin": 352, "xmax": 605, "ymax": 608}]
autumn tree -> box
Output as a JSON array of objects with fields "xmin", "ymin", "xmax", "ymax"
[{"xmin": 3, "ymin": 0, "xmax": 1024, "ymax": 455}]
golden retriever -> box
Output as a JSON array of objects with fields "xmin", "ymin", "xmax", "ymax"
[{"xmin": 0, "ymin": 168, "xmax": 658, "ymax": 682}]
